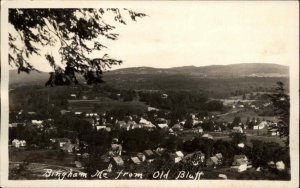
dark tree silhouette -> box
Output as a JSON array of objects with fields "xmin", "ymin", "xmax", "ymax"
[
  {"xmin": 268, "ymin": 81, "xmax": 290, "ymax": 145},
  {"xmin": 9, "ymin": 8, "xmax": 146, "ymax": 86}
]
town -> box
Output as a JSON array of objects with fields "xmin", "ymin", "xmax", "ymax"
[{"xmin": 8, "ymin": 81, "xmax": 290, "ymax": 180}]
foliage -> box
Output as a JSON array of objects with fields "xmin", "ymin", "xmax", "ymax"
[
  {"xmin": 9, "ymin": 8, "xmax": 146, "ymax": 85},
  {"xmin": 268, "ymin": 82, "xmax": 290, "ymax": 145}
]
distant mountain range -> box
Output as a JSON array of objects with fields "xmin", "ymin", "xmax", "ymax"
[
  {"xmin": 9, "ymin": 63, "xmax": 289, "ymax": 86},
  {"xmin": 107, "ymin": 63, "xmax": 289, "ymax": 77}
]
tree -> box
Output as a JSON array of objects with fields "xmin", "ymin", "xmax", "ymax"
[
  {"xmin": 231, "ymin": 116, "xmax": 241, "ymax": 127},
  {"xmin": 9, "ymin": 8, "xmax": 146, "ymax": 85},
  {"xmin": 268, "ymin": 82, "xmax": 290, "ymax": 145}
]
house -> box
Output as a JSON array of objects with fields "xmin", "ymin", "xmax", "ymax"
[
  {"xmin": 96, "ymin": 125, "xmax": 107, "ymax": 131},
  {"xmin": 231, "ymin": 159, "xmax": 248, "ymax": 172},
  {"xmin": 231, "ymin": 154, "xmax": 248, "ymax": 172},
  {"xmin": 196, "ymin": 127, "xmax": 203, "ymax": 133},
  {"xmin": 232, "ymin": 126, "xmax": 243, "ymax": 133},
  {"xmin": 176, "ymin": 151, "xmax": 184, "ymax": 158},
  {"xmin": 256, "ymin": 121, "xmax": 268, "ymax": 129},
  {"xmin": 276, "ymin": 161, "xmax": 285, "ymax": 171},
  {"xmin": 32, "ymin": 120, "xmax": 43, "ymax": 124},
  {"xmin": 162, "ymin": 94, "xmax": 168, "ymax": 99},
  {"xmin": 237, "ymin": 143, "xmax": 245, "ymax": 148},
  {"xmin": 111, "ymin": 156, "xmax": 124, "ymax": 166},
  {"xmin": 157, "ymin": 123, "xmax": 169, "ymax": 129},
  {"xmin": 9, "ymin": 123, "xmax": 24, "ymax": 128},
  {"xmin": 269, "ymin": 129, "xmax": 280, "ymax": 136},
  {"xmin": 137, "ymin": 153, "xmax": 146, "ymax": 162},
  {"xmin": 12, "ymin": 139, "xmax": 26, "ymax": 148},
  {"xmin": 169, "ymin": 153, "xmax": 182, "ymax": 163},
  {"xmin": 130, "ymin": 157, "xmax": 141, "ymax": 165},
  {"xmin": 202, "ymin": 133, "xmax": 213, "ymax": 139},
  {"xmin": 56, "ymin": 138, "xmax": 71, "ymax": 148},
  {"xmin": 19, "ymin": 140, "xmax": 27, "ymax": 147},
  {"xmin": 144, "ymin": 150, "xmax": 155, "ymax": 160},
  {"xmin": 139, "ymin": 118, "xmax": 155, "ymax": 128},
  {"xmin": 147, "ymin": 107, "xmax": 159, "ymax": 112}
]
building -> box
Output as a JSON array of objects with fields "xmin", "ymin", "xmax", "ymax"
[
  {"xmin": 169, "ymin": 153, "xmax": 182, "ymax": 163},
  {"xmin": 12, "ymin": 139, "xmax": 26, "ymax": 148},
  {"xmin": 137, "ymin": 153, "xmax": 146, "ymax": 162},
  {"xmin": 56, "ymin": 138, "xmax": 71, "ymax": 148},
  {"xmin": 269, "ymin": 128, "xmax": 280, "ymax": 136},
  {"xmin": 144, "ymin": 150, "xmax": 155, "ymax": 160},
  {"xmin": 231, "ymin": 154, "xmax": 249, "ymax": 172},
  {"xmin": 130, "ymin": 157, "xmax": 141, "ymax": 165},
  {"xmin": 147, "ymin": 107, "xmax": 159, "ymax": 112},
  {"xmin": 111, "ymin": 156, "xmax": 124, "ymax": 166},
  {"xmin": 232, "ymin": 126, "xmax": 243, "ymax": 133},
  {"xmin": 202, "ymin": 133, "xmax": 213, "ymax": 139},
  {"xmin": 157, "ymin": 123, "xmax": 169, "ymax": 129}
]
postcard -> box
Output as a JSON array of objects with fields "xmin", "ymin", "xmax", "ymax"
[{"xmin": 1, "ymin": 1, "xmax": 299, "ymax": 187}]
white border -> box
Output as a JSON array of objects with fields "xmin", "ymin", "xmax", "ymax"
[{"xmin": 1, "ymin": 1, "xmax": 299, "ymax": 188}]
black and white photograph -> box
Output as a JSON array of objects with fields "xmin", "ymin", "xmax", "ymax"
[{"xmin": 1, "ymin": 1, "xmax": 299, "ymax": 187}]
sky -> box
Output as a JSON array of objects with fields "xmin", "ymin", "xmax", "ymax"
[{"xmin": 8, "ymin": 1, "xmax": 299, "ymax": 71}]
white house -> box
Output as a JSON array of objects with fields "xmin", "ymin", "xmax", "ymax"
[
  {"xmin": 276, "ymin": 161, "xmax": 285, "ymax": 171},
  {"xmin": 232, "ymin": 126, "xmax": 243, "ymax": 133},
  {"xmin": 12, "ymin": 139, "xmax": 20, "ymax": 148},
  {"xmin": 202, "ymin": 133, "xmax": 213, "ymax": 139},
  {"xmin": 96, "ymin": 126, "xmax": 107, "ymax": 131},
  {"xmin": 231, "ymin": 155, "xmax": 248, "ymax": 172},
  {"xmin": 12, "ymin": 139, "xmax": 26, "ymax": 148},
  {"xmin": 157, "ymin": 123, "xmax": 168, "ymax": 129},
  {"xmin": 32, "ymin": 120, "xmax": 43, "ymax": 124},
  {"xmin": 147, "ymin": 107, "xmax": 159, "ymax": 112}
]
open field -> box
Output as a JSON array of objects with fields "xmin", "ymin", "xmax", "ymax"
[{"xmin": 216, "ymin": 109, "xmax": 279, "ymax": 123}]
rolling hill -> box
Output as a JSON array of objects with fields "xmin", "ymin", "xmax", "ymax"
[{"xmin": 9, "ymin": 63, "xmax": 289, "ymax": 94}]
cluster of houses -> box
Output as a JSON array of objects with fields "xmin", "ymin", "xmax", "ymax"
[
  {"xmin": 11, "ymin": 139, "xmax": 27, "ymax": 148},
  {"xmin": 231, "ymin": 101, "xmax": 272, "ymax": 111}
]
